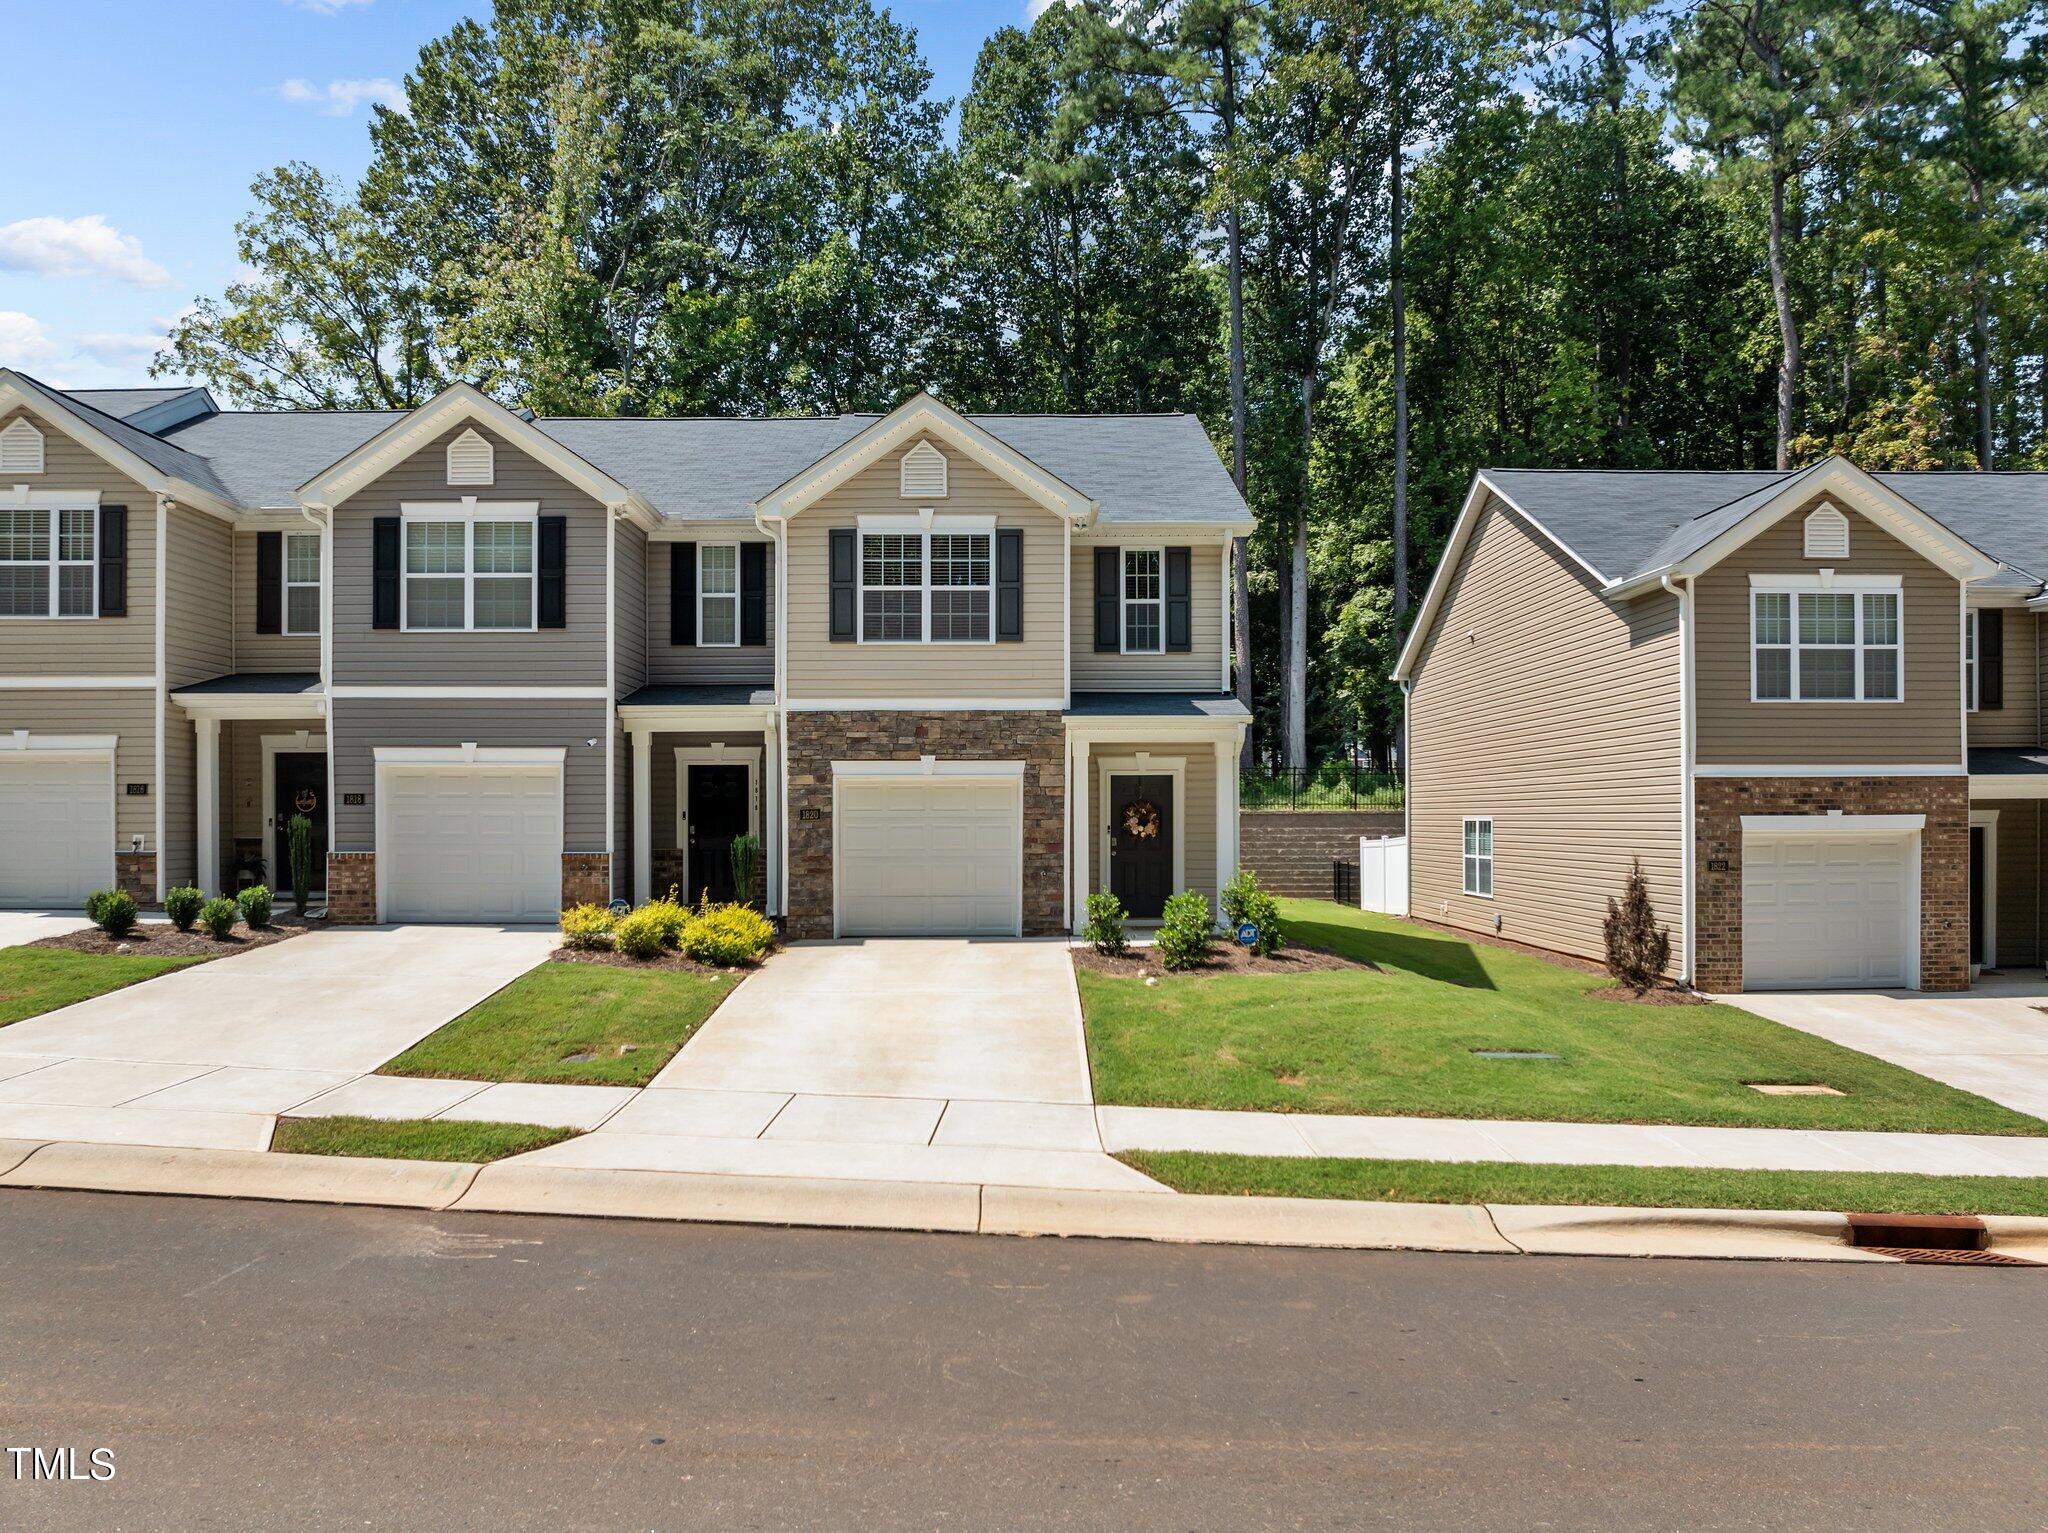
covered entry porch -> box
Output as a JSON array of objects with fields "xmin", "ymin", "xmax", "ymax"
[
  {"xmin": 620, "ymin": 685, "xmax": 780, "ymax": 912},
  {"xmin": 1967, "ymin": 749, "xmax": 2048, "ymax": 978},
  {"xmin": 169, "ymin": 673, "xmax": 328, "ymax": 902}
]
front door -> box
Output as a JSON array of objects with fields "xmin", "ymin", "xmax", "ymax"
[
  {"xmin": 1970, "ymin": 824, "xmax": 1986, "ymax": 966},
  {"xmin": 1108, "ymin": 773, "xmax": 1174, "ymax": 920},
  {"xmin": 686, "ymin": 764, "xmax": 750, "ymax": 904},
  {"xmin": 272, "ymin": 752, "xmax": 329, "ymax": 895}
]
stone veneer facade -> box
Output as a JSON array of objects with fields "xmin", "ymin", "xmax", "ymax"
[
  {"xmin": 784, "ymin": 710, "xmax": 1067, "ymax": 940},
  {"xmin": 326, "ymin": 851, "xmax": 376, "ymax": 925},
  {"xmin": 115, "ymin": 852, "xmax": 155, "ymax": 906},
  {"xmin": 1694, "ymin": 775, "xmax": 1970, "ymax": 994}
]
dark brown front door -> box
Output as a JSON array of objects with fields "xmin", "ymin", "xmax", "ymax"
[
  {"xmin": 1109, "ymin": 773, "xmax": 1174, "ymax": 920},
  {"xmin": 687, "ymin": 764, "xmax": 750, "ymax": 904},
  {"xmin": 272, "ymin": 752, "xmax": 329, "ymax": 894}
]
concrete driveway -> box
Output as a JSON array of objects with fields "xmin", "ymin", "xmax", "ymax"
[
  {"xmin": 1722, "ymin": 974, "xmax": 2048, "ymax": 1121},
  {"xmin": 0, "ymin": 910, "xmax": 94, "ymax": 948}
]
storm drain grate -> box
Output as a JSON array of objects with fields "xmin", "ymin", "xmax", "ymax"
[{"xmin": 1860, "ymin": 1246, "xmax": 2040, "ymax": 1266}]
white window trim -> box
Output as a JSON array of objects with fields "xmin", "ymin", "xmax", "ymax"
[
  {"xmin": 1749, "ymin": 574, "xmax": 1904, "ymax": 704},
  {"xmin": 696, "ymin": 541, "xmax": 740, "ymax": 648},
  {"xmin": 1462, "ymin": 815, "xmax": 1494, "ymax": 899},
  {"xmin": 0, "ymin": 496, "xmax": 97, "ymax": 621},
  {"xmin": 399, "ymin": 500, "xmax": 540, "ymax": 634},
  {"xmin": 1120, "ymin": 545, "xmax": 1165, "ymax": 655},
  {"xmin": 1964, "ymin": 608, "xmax": 1980, "ymax": 713},
  {"xmin": 855, "ymin": 518, "xmax": 996, "ymax": 647},
  {"xmin": 673, "ymin": 744, "xmax": 764, "ymax": 888},
  {"xmin": 1096, "ymin": 753, "xmax": 1187, "ymax": 909},
  {"xmin": 282, "ymin": 530, "xmax": 321, "ymax": 637}
]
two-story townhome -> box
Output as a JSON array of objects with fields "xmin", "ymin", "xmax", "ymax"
[
  {"xmin": 0, "ymin": 373, "xmax": 1252, "ymax": 937},
  {"xmin": 1396, "ymin": 456, "xmax": 2048, "ymax": 994}
]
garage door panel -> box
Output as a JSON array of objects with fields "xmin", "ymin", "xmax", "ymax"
[
  {"xmin": 838, "ymin": 777, "xmax": 1020, "ymax": 937},
  {"xmin": 1743, "ymin": 832, "xmax": 1910, "ymax": 990},
  {"xmin": 381, "ymin": 766, "xmax": 563, "ymax": 924},
  {"xmin": 0, "ymin": 755, "xmax": 114, "ymax": 907}
]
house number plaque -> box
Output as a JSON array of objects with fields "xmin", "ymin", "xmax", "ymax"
[{"xmin": 798, "ymin": 807, "xmax": 823, "ymax": 821}]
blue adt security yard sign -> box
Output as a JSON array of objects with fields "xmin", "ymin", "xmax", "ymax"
[{"xmin": 1236, "ymin": 921, "xmax": 1260, "ymax": 947}]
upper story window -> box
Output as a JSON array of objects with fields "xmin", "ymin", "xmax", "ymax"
[
  {"xmin": 0, "ymin": 418, "xmax": 45, "ymax": 474},
  {"xmin": 0, "ymin": 505, "xmax": 94, "ymax": 619},
  {"xmin": 1122, "ymin": 547, "xmax": 1163, "ymax": 653},
  {"xmin": 1751, "ymin": 576, "xmax": 1901, "ymax": 702},
  {"xmin": 1463, "ymin": 817, "xmax": 1494, "ymax": 897},
  {"xmin": 403, "ymin": 505, "xmax": 535, "ymax": 631},
  {"xmin": 1965, "ymin": 609, "xmax": 1978, "ymax": 711},
  {"xmin": 859, "ymin": 524, "xmax": 992, "ymax": 644},
  {"xmin": 446, "ymin": 428, "xmax": 494, "ymax": 487},
  {"xmin": 283, "ymin": 531, "xmax": 321, "ymax": 636},
  {"xmin": 698, "ymin": 543, "xmax": 739, "ymax": 646}
]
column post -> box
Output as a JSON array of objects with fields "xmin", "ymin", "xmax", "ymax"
[
  {"xmin": 631, "ymin": 725, "xmax": 652, "ymax": 907},
  {"xmin": 1073, "ymin": 735, "xmax": 1090, "ymax": 934},
  {"xmin": 1214, "ymin": 735, "xmax": 1236, "ymax": 909},
  {"xmin": 196, "ymin": 716, "xmax": 220, "ymax": 897},
  {"xmin": 763, "ymin": 717, "xmax": 782, "ymax": 917}
]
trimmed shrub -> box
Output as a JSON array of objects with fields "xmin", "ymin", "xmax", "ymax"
[
  {"xmin": 1083, "ymin": 891, "xmax": 1128, "ymax": 957},
  {"xmin": 1155, "ymin": 891, "xmax": 1215, "ymax": 972},
  {"xmin": 681, "ymin": 902, "xmax": 775, "ymax": 966},
  {"xmin": 1220, "ymin": 869, "xmax": 1284, "ymax": 956},
  {"xmin": 85, "ymin": 888, "xmax": 139, "ymax": 939},
  {"xmin": 198, "ymin": 896, "xmax": 240, "ymax": 940},
  {"xmin": 236, "ymin": 884, "xmax": 274, "ymax": 929},
  {"xmin": 559, "ymin": 903, "xmax": 615, "ymax": 950},
  {"xmin": 1603, "ymin": 858, "xmax": 1671, "ymax": 994},
  {"xmin": 287, "ymin": 813, "xmax": 314, "ymax": 915},
  {"xmin": 612, "ymin": 905, "xmax": 670, "ymax": 960},
  {"xmin": 164, "ymin": 886, "xmax": 205, "ymax": 933},
  {"xmin": 637, "ymin": 898, "xmax": 691, "ymax": 949},
  {"xmin": 729, "ymin": 833, "xmax": 763, "ymax": 908}
]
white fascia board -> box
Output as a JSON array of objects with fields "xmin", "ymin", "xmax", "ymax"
[
  {"xmin": 374, "ymin": 744, "xmax": 567, "ymax": 767},
  {"xmin": 1966, "ymin": 775, "xmax": 2048, "ymax": 800},
  {"xmin": 0, "ymin": 731, "xmax": 118, "ymax": 753},
  {"xmin": 1077, "ymin": 520, "xmax": 1257, "ymax": 542},
  {"xmin": 168, "ymin": 691, "xmax": 328, "ymax": 720},
  {"xmin": 1747, "ymin": 571, "xmax": 1903, "ymax": 591},
  {"xmin": 619, "ymin": 705, "xmax": 777, "ymax": 733},
  {"xmin": 1696, "ymin": 763, "xmax": 1965, "ymax": 777},
  {"xmin": 329, "ymin": 685, "xmax": 609, "ymax": 700},
  {"xmin": 647, "ymin": 521, "xmax": 776, "ymax": 543}
]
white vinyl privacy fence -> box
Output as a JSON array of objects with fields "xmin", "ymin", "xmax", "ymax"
[{"xmin": 1358, "ymin": 834, "xmax": 1408, "ymax": 915}]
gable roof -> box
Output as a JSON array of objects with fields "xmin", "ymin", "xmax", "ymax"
[{"xmin": 1, "ymin": 370, "xmax": 237, "ymax": 510}]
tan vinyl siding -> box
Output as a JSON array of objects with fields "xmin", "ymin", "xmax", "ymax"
[
  {"xmin": 646, "ymin": 536, "xmax": 776, "ymax": 686},
  {"xmin": 1071, "ymin": 540, "xmax": 1226, "ymax": 691},
  {"xmin": 1082, "ymin": 738, "xmax": 1220, "ymax": 908},
  {"xmin": 784, "ymin": 437, "xmax": 1064, "ymax": 702},
  {"xmin": 233, "ymin": 529, "xmax": 321, "ymax": 673},
  {"xmin": 331, "ymin": 425, "xmax": 608, "ymax": 687},
  {"xmin": 1694, "ymin": 500, "xmax": 1962, "ymax": 767},
  {"xmin": 0, "ymin": 408, "xmax": 155, "ymax": 677},
  {"xmin": 164, "ymin": 506, "xmax": 231, "ymax": 687},
  {"xmin": 0, "ymin": 691, "xmax": 156, "ymax": 846},
  {"xmin": 1968, "ymin": 607, "xmax": 2039, "ymax": 749},
  {"xmin": 330, "ymin": 698, "xmax": 608, "ymax": 851},
  {"xmin": 1407, "ymin": 495, "xmax": 1682, "ymax": 968},
  {"xmin": 615, "ymin": 520, "xmax": 648, "ymax": 697}
]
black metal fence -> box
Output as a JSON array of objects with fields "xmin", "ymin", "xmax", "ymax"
[{"xmin": 1240, "ymin": 763, "xmax": 1405, "ymax": 812}]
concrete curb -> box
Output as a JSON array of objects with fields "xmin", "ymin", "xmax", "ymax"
[
  {"xmin": 0, "ymin": 1142, "xmax": 480, "ymax": 1210},
  {"xmin": 984, "ymin": 1185, "xmax": 1515, "ymax": 1252},
  {"xmin": 452, "ymin": 1162, "xmax": 981, "ymax": 1232},
  {"xmin": 0, "ymin": 1139, "xmax": 46, "ymax": 1178},
  {"xmin": 1485, "ymin": 1203, "xmax": 1895, "ymax": 1262}
]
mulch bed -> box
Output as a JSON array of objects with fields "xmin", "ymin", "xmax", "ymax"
[
  {"xmin": 1586, "ymin": 983, "xmax": 1707, "ymax": 1007},
  {"xmin": 1072, "ymin": 942, "xmax": 1372, "ymax": 979},
  {"xmin": 32, "ymin": 912, "xmax": 315, "ymax": 960},
  {"xmin": 549, "ymin": 945, "xmax": 770, "ymax": 976}
]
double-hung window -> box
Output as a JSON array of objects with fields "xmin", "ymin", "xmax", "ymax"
[
  {"xmin": 698, "ymin": 543, "xmax": 739, "ymax": 646},
  {"xmin": 1122, "ymin": 547, "xmax": 1163, "ymax": 653},
  {"xmin": 1462, "ymin": 817, "xmax": 1493, "ymax": 897},
  {"xmin": 403, "ymin": 505, "xmax": 536, "ymax": 632},
  {"xmin": 859, "ymin": 522, "xmax": 992, "ymax": 644},
  {"xmin": 283, "ymin": 531, "xmax": 321, "ymax": 636},
  {"xmin": 1964, "ymin": 609, "xmax": 1979, "ymax": 712},
  {"xmin": 0, "ymin": 504, "xmax": 94, "ymax": 619},
  {"xmin": 1751, "ymin": 580, "xmax": 1901, "ymax": 702}
]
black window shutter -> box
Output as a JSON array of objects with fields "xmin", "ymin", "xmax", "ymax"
[
  {"xmin": 741, "ymin": 543, "xmax": 768, "ymax": 647},
  {"xmin": 1093, "ymin": 547, "xmax": 1119, "ymax": 651},
  {"xmin": 670, "ymin": 543, "xmax": 696, "ymax": 645},
  {"xmin": 538, "ymin": 515, "xmax": 567, "ymax": 629},
  {"xmin": 1980, "ymin": 609, "xmax": 2004, "ymax": 710},
  {"xmin": 829, "ymin": 527, "xmax": 857, "ymax": 642},
  {"xmin": 1165, "ymin": 546, "xmax": 1192, "ymax": 652},
  {"xmin": 372, "ymin": 516, "xmax": 400, "ymax": 629},
  {"xmin": 255, "ymin": 530, "xmax": 283, "ymax": 634},
  {"xmin": 996, "ymin": 529, "xmax": 1023, "ymax": 641},
  {"xmin": 97, "ymin": 505, "xmax": 126, "ymax": 617}
]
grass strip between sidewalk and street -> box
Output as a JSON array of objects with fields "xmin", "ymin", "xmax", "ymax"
[
  {"xmin": 0, "ymin": 948, "xmax": 203, "ymax": 1028},
  {"xmin": 379, "ymin": 962, "xmax": 738, "ymax": 1087},
  {"xmin": 1119, "ymin": 1150, "xmax": 2048, "ymax": 1218},
  {"xmin": 271, "ymin": 1115, "xmax": 578, "ymax": 1163}
]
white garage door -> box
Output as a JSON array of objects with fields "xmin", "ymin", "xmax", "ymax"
[
  {"xmin": 380, "ymin": 766, "xmax": 563, "ymax": 923},
  {"xmin": 837, "ymin": 776, "xmax": 1020, "ymax": 937},
  {"xmin": 0, "ymin": 754, "xmax": 113, "ymax": 907},
  {"xmin": 1743, "ymin": 832, "xmax": 1912, "ymax": 989}
]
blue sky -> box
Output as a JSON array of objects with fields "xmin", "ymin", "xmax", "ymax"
[{"xmin": 0, "ymin": 0, "xmax": 1017, "ymax": 391}]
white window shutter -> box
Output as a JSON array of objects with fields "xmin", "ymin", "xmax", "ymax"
[
  {"xmin": 899, "ymin": 441, "xmax": 947, "ymax": 499},
  {"xmin": 1804, "ymin": 505, "xmax": 1850, "ymax": 559},
  {"xmin": 447, "ymin": 427, "xmax": 494, "ymax": 487},
  {"xmin": 0, "ymin": 418, "xmax": 45, "ymax": 474}
]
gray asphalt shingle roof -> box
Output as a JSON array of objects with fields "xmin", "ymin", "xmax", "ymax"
[
  {"xmin": 64, "ymin": 388, "xmax": 198, "ymax": 420},
  {"xmin": 15, "ymin": 373, "xmax": 234, "ymax": 502},
  {"xmin": 170, "ymin": 672, "xmax": 324, "ymax": 696},
  {"xmin": 1065, "ymin": 692, "xmax": 1250, "ymax": 719}
]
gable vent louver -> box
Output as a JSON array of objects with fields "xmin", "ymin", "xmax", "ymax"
[
  {"xmin": 0, "ymin": 418, "xmax": 45, "ymax": 474},
  {"xmin": 447, "ymin": 427, "xmax": 495, "ymax": 487},
  {"xmin": 1804, "ymin": 505, "xmax": 1850, "ymax": 559},
  {"xmin": 900, "ymin": 441, "xmax": 948, "ymax": 499}
]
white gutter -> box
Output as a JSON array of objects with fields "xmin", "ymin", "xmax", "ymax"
[{"xmin": 1662, "ymin": 574, "xmax": 1696, "ymax": 987}]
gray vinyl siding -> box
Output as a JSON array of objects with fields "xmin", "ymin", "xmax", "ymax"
[
  {"xmin": 1081, "ymin": 737, "xmax": 1221, "ymax": 910},
  {"xmin": 1694, "ymin": 499, "xmax": 1963, "ymax": 767},
  {"xmin": 212, "ymin": 716, "xmax": 327, "ymax": 887},
  {"xmin": 1407, "ymin": 494, "xmax": 1683, "ymax": 969},
  {"xmin": 330, "ymin": 699, "xmax": 608, "ymax": 850},
  {"xmin": 615, "ymin": 520, "xmax": 648, "ymax": 697},
  {"xmin": 0, "ymin": 408, "xmax": 156, "ymax": 677},
  {"xmin": 1983, "ymin": 799, "xmax": 2039, "ymax": 968},
  {"xmin": 164, "ymin": 506, "xmax": 231, "ymax": 687},
  {"xmin": 0, "ymin": 691, "xmax": 157, "ymax": 846},
  {"xmin": 331, "ymin": 425, "xmax": 608, "ymax": 687},
  {"xmin": 645, "ymin": 536, "xmax": 776, "ymax": 686},
  {"xmin": 234, "ymin": 528, "xmax": 321, "ymax": 673},
  {"xmin": 1968, "ymin": 607, "xmax": 2039, "ymax": 749},
  {"xmin": 1070, "ymin": 540, "xmax": 1226, "ymax": 691}
]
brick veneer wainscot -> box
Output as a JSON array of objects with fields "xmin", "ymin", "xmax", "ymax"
[
  {"xmin": 562, "ymin": 852, "xmax": 611, "ymax": 908},
  {"xmin": 326, "ymin": 852, "xmax": 376, "ymax": 924},
  {"xmin": 784, "ymin": 710, "xmax": 1067, "ymax": 940},
  {"xmin": 114, "ymin": 852, "xmax": 155, "ymax": 906},
  {"xmin": 1694, "ymin": 775, "xmax": 1969, "ymax": 993}
]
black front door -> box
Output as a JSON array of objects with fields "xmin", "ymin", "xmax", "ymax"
[
  {"xmin": 1109, "ymin": 773, "xmax": 1174, "ymax": 920},
  {"xmin": 272, "ymin": 752, "xmax": 329, "ymax": 894},
  {"xmin": 1970, "ymin": 824, "xmax": 1986, "ymax": 966},
  {"xmin": 687, "ymin": 764, "xmax": 750, "ymax": 904}
]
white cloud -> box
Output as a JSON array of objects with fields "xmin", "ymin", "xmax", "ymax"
[
  {"xmin": 76, "ymin": 331, "xmax": 172, "ymax": 370},
  {"xmin": 283, "ymin": 0, "xmax": 375, "ymax": 13},
  {"xmin": 276, "ymin": 77, "xmax": 405, "ymax": 116},
  {"xmin": 0, "ymin": 312, "xmax": 63, "ymax": 369},
  {"xmin": 1025, "ymin": 0, "xmax": 1064, "ymax": 18},
  {"xmin": 0, "ymin": 215, "xmax": 170, "ymax": 288}
]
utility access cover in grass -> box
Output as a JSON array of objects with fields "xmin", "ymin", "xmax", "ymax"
[{"xmin": 1471, "ymin": 1049, "xmax": 1560, "ymax": 1060}]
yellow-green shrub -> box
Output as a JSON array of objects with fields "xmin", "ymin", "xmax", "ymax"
[
  {"xmin": 559, "ymin": 903, "xmax": 615, "ymax": 950},
  {"xmin": 612, "ymin": 906, "xmax": 670, "ymax": 960},
  {"xmin": 637, "ymin": 898, "xmax": 691, "ymax": 948},
  {"xmin": 680, "ymin": 902, "xmax": 775, "ymax": 966}
]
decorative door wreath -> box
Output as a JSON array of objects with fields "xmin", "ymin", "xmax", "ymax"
[{"xmin": 1122, "ymin": 799, "xmax": 1162, "ymax": 840}]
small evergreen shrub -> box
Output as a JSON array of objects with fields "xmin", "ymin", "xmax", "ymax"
[
  {"xmin": 1155, "ymin": 891, "xmax": 1215, "ymax": 972},
  {"xmin": 1603, "ymin": 858, "xmax": 1671, "ymax": 994},
  {"xmin": 729, "ymin": 833, "xmax": 763, "ymax": 908},
  {"xmin": 236, "ymin": 884, "xmax": 274, "ymax": 928},
  {"xmin": 198, "ymin": 896, "xmax": 240, "ymax": 940},
  {"xmin": 612, "ymin": 906, "xmax": 670, "ymax": 960},
  {"xmin": 164, "ymin": 886, "xmax": 205, "ymax": 932},
  {"xmin": 1220, "ymin": 869, "xmax": 1284, "ymax": 956},
  {"xmin": 1084, "ymin": 892, "xmax": 1128, "ymax": 957},
  {"xmin": 559, "ymin": 903, "xmax": 615, "ymax": 950},
  {"xmin": 86, "ymin": 888, "xmax": 138, "ymax": 939},
  {"xmin": 287, "ymin": 813, "xmax": 314, "ymax": 915},
  {"xmin": 680, "ymin": 902, "xmax": 775, "ymax": 966}
]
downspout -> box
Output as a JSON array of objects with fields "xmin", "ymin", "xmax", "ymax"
[
  {"xmin": 1399, "ymin": 678, "xmax": 1412, "ymax": 917},
  {"xmin": 753, "ymin": 506, "xmax": 788, "ymax": 920},
  {"xmin": 1662, "ymin": 574, "xmax": 1695, "ymax": 986}
]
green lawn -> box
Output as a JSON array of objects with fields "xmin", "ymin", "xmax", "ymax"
[
  {"xmin": 1121, "ymin": 1150, "xmax": 2048, "ymax": 1218},
  {"xmin": 379, "ymin": 961, "xmax": 739, "ymax": 1086},
  {"xmin": 0, "ymin": 947, "xmax": 202, "ymax": 1028},
  {"xmin": 1081, "ymin": 900, "xmax": 2045, "ymax": 1135},
  {"xmin": 272, "ymin": 1115, "xmax": 577, "ymax": 1162}
]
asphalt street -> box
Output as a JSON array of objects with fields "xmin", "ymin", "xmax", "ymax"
[{"xmin": 1, "ymin": 1187, "xmax": 2044, "ymax": 1530}]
